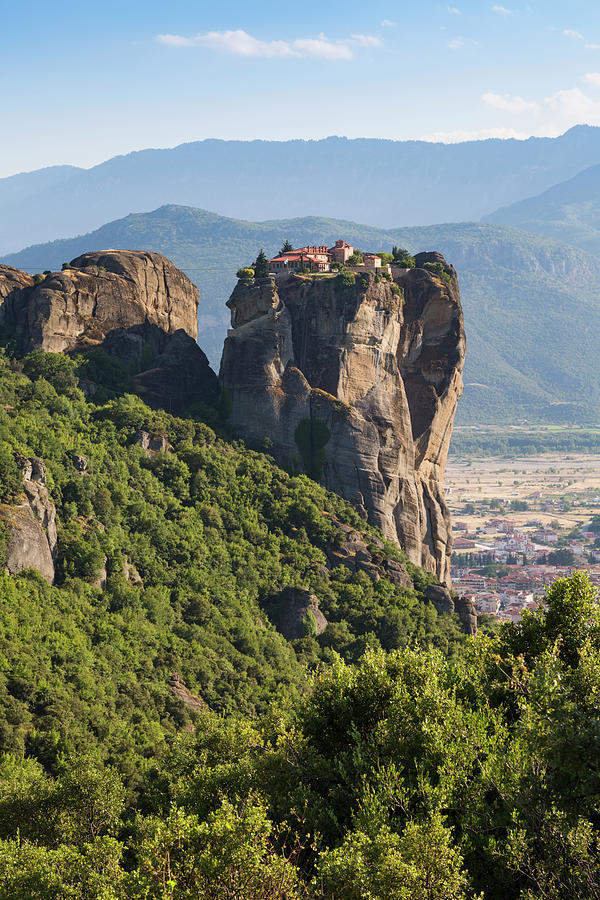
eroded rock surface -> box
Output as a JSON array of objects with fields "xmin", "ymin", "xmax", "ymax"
[
  {"xmin": 324, "ymin": 522, "xmax": 412, "ymax": 587},
  {"xmin": 169, "ymin": 674, "xmax": 204, "ymax": 714},
  {"xmin": 0, "ymin": 250, "xmax": 198, "ymax": 352},
  {"xmin": 426, "ymin": 583, "xmax": 478, "ymax": 635},
  {"xmin": 272, "ymin": 587, "xmax": 328, "ymax": 641},
  {"xmin": 70, "ymin": 453, "xmax": 88, "ymax": 472},
  {"xmin": 1, "ymin": 455, "xmax": 57, "ymax": 582},
  {"xmin": 455, "ymin": 596, "xmax": 478, "ymax": 636},
  {"xmin": 130, "ymin": 327, "xmax": 217, "ymax": 411},
  {"xmin": 123, "ymin": 557, "xmax": 143, "ymax": 586},
  {"xmin": 134, "ymin": 430, "xmax": 171, "ymax": 453},
  {"xmin": 0, "ymin": 265, "xmax": 32, "ymax": 309},
  {"xmin": 0, "ymin": 251, "xmax": 218, "ymax": 412},
  {"xmin": 220, "ymin": 257, "xmax": 464, "ymax": 584}
]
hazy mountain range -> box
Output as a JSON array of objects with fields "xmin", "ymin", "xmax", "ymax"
[
  {"xmin": 5, "ymin": 125, "xmax": 600, "ymax": 424},
  {"xmin": 3, "ymin": 125, "xmax": 600, "ymax": 255},
  {"xmin": 5, "ymin": 204, "xmax": 600, "ymax": 426},
  {"xmin": 486, "ymin": 162, "xmax": 600, "ymax": 256}
]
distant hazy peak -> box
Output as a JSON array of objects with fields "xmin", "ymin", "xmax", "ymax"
[{"xmin": 4, "ymin": 125, "xmax": 600, "ymax": 255}]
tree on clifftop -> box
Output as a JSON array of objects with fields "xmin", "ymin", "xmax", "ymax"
[
  {"xmin": 346, "ymin": 250, "xmax": 363, "ymax": 266},
  {"xmin": 280, "ymin": 240, "xmax": 293, "ymax": 254},
  {"xmin": 392, "ymin": 246, "xmax": 416, "ymax": 268},
  {"xmin": 254, "ymin": 249, "xmax": 270, "ymax": 278}
]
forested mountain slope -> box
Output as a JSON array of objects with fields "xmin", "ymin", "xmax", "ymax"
[
  {"xmin": 2, "ymin": 125, "xmax": 600, "ymax": 253},
  {"xmin": 0, "ymin": 352, "xmax": 462, "ymax": 775},
  {"xmin": 6, "ymin": 206, "xmax": 600, "ymax": 425},
  {"xmin": 0, "ymin": 254, "xmax": 600, "ymax": 897},
  {"xmin": 1, "ymin": 548, "xmax": 599, "ymax": 896},
  {"xmin": 485, "ymin": 161, "xmax": 600, "ymax": 255},
  {"xmin": 0, "ymin": 354, "xmax": 599, "ymax": 898}
]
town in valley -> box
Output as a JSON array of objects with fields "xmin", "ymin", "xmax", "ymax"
[{"xmin": 447, "ymin": 449, "xmax": 600, "ymax": 623}]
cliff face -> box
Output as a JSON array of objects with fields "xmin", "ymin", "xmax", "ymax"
[
  {"xmin": 0, "ymin": 250, "xmax": 198, "ymax": 353},
  {"xmin": 1, "ymin": 456, "xmax": 57, "ymax": 583},
  {"xmin": 220, "ymin": 255, "xmax": 465, "ymax": 584},
  {"xmin": 0, "ymin": 250, "xmax": 217, "ymax": 411}
]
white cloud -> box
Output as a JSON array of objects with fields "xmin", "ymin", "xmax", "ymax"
[
  {"xmin": 448, "ymin": 6, "xmax": 462, "ymax": 14},
  {"xmin": 429, "ymin": 78, "xmax": 600, "ymax": 146},
  {"xmin": 543, "ymin": 86, "xmax": 600, "ymax": 121},
  {"xmin": 489, "ymin": 84, "xmax": 600, "ymax": 125},
  {"xmin": 350, "ymin": 33, "xmax": 382, "ymax": 47},
  {"xmin": 423, "ymin": 127, "xmax": 532, "ymax": 143},
  {"xmin": 483, "ymin": 92, "xmax": 538, "ymax": 113},
  {"xmin": 157, "ymin": 34, "xmax": 196, "ymax": 47},
  {"xmin": 448, "ymin": 35, "xmax": 480, "ymax": 49},
  {"xmin": 586, "ymin": 44, "xmax": 600, "ymax": 50},
  {"xmin": 381, "ymin": 19, "xmax": 396, "ymax": 27},
  {"xmin": 294, "ymin": 37, "xmax": 353, "ymax": 59},
  {"xmin": 492, "ymin": 5, "xmax": 512, "ymax": 14},
  {"xmin": 157, "ymin": 30, "xmax": 298, "ymax": 57},
  {"xmin": 157, "ymin": 28, "xmax": 381, "ymax": 60},
  {"xmin": 563, "ymin": 29, "xmax": 584, "ymax": 40}
]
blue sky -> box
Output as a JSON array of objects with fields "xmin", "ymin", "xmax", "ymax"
[{"xmin": 2, "ymin": 0, "xmax": 600, "ymax": 176}]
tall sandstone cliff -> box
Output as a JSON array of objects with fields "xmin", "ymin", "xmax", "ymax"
[
  {"xmin": 0, "ymin": 250, "xmax": 217, "ymax": 411},
  {"xmin": 220, "ymin": 254, "xmax": 465, "ymax": 584}
]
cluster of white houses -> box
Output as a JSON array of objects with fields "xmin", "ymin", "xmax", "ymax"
[{"xmin": 269, "ymin": 240, "xmax": 385, "ymax": 275}]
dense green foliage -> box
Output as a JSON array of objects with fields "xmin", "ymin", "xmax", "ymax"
[
  {"xmin": 335, "ymin": 268, "xmax": 356, "ymax": 288},
  {"xmin": 391, "ymin": 246, "xmax": 415, "ymax": 267},
  {"xmin": 346, "ymin": 251, "xmax": 363, "ymax": 266},
  {"xmin": 0, "ymin": 352, "xmax": 461, "ymax": 779},
  {"xmin": 254, "ymin": 249, "xmax": 270, "ymax": 278},
  {"xmin": 1, "ymin": 565, "xmax": 600, "ymax": 897},
  {"xmin": 0, "ymin": 352, "xmax": 600, "ymax": 896},
  {"xmin": 450, "ymin": 426, "xmax": 600, "ymax": 458},
  {"xmin": 422, "ymin": 260, "xmax": 452, "ymax": 284}
]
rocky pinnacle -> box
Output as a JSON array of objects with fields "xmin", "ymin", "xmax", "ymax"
[{"xmin": 220, "ymin": 255, "xmax": 465, "ymax": 585}]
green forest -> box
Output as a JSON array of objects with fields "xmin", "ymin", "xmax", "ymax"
[
  {"xmin": 0, "ymin": 352, "xmax": 599, "ymax": 897},
  {"xmin": 449, "ymin": 426, "xmax": 600, "ymax": 458}
]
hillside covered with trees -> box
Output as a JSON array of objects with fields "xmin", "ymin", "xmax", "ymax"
[
  {"xmin": 0, "ymin": 350, "xmax": 598, "ymax": 896},
  {"xmin": 0, "ymin": 348, "xmax": 462, "ymax": 762}
]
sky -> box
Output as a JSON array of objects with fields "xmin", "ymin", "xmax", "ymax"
[{"xmin": 2, "ymin": 0, "xmax": 600, "ymax": 177}]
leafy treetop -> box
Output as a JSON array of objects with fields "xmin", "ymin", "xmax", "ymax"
[
  {"xmin": 253, "ymin": 249, "xmax": 270, "ymax": 278},
  {"xmin": 392, "ymin": 246, "xmax": 416, "ymax": 268}
]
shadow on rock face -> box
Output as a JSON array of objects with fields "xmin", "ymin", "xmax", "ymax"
[
  {"xmin": 426, "ymin": 583, "xmax": 478, "ymax": 635},
  {"xmin": 267, "ymin": 587, "xmax": 328, "ymax": 641},
  {"xmin": 0, "ymin": 250, "xmax": 220, "ymax": 416},
  {"xmin": 220, "ymin": 262, "xmax": 465, "ymax": 585},
  {"xmin": 94, "ymin": 323, "xmax": 219, "ymax": 414}
]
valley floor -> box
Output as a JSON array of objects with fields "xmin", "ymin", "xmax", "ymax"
[
  {"xmin": 446, "ymin": 450, "xmax": 600, "ymax": 621},
  {"xmin": 450, "ymin": 423, "xmax": 600, "ymax": 457}
]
